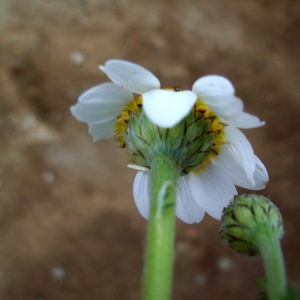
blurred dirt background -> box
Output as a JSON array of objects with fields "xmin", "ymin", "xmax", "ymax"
[{"xmin": 0, "ymin": 0, "xmax": 299, "ymax": 299}]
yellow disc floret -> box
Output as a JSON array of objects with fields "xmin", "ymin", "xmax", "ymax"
[{"xmin": 114, "ymin": 96, "xmax": 142, "ymax": 148}]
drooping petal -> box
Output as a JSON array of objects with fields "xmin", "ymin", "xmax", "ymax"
[
  {"xmin": 212, "ymin": 144, "xmax": 269, "ymax": 190},
  {"xmin": 142, "ymin": 89, "xmax": 197, "ymax": 128},
  {"xmin": 88, "ymin": 119, "xmax": 116, "ymax": 142},
  {"xmin": 224, "ymin": 126, "xmax": 255, "ymax": 183},
  {"xmin": 220, "ymin": 111, "xmax": 265, "ymax": 129},
  {"xmin": 176, "ymin": 176, "xmax": 205, "ymax": 224},
  {"xmin": 71, "ymin": 83, "xmax": 133, "ymax": 123},
  {"xmin": 188, "ymin": 165, "xmax": 237, "ymax": 220},
  {"xmin": 192, "ymin": 75, "xmax": 235, "ymax": 97},
  {"xmin": 100, "ymin": 60, "xmax": 160, "ymax": 94},
  {"xmin": 133, "ymin": 171, "xmax": 151, "ymax": 219}
]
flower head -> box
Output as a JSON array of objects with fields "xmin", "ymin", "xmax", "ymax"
[
  {"xmin": 220, "ymin": 194, "xmax": 284, "ymax": 256},
  {"xmin": 71, "ymin": 59, "xmax": 268, "ymax": 224}
]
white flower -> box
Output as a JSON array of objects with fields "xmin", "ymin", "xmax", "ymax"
[
  {"xmin": 71, "ymin": 60, "xmax": 196, "ymax": 140},
  {"xmin": 71, "ymin": 59, "xmax": 268, "ymax": 224}
]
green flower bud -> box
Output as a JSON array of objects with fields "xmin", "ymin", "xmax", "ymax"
[
  {"xmin": 117, "ymin": 94, "xmax": 224, "ymax": 175},
  {"xmin": 220, "ymin": 194, "xmax": 284, "ymax": 256}
]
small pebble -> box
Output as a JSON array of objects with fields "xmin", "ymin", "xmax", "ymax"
[
  {"xmin": 217, "ymin": 257, "xmax": 232, "ymax": 271},
  {"xmin": 42, "ymin": 171, "xmax": 55, "ymax": 184},
  {"xmin": 70, "ymin": 52, "xmax": 86, "ymax": 65},
  {"xmin": 194, "ymin": 273, "xmax": 207, "ymax": 285},
  {"xmin": 51, "ymin": 267, "xmax": 66, "ymax": 280}
]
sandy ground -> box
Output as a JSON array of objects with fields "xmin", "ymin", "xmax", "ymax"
[{"xmin": 0, "ymin": 0, "xmax": 299, "ymax": 299}]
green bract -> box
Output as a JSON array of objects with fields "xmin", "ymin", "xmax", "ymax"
[{"xmin": 124, "ymin": 99, "xmax": 221, "ymax": 175}]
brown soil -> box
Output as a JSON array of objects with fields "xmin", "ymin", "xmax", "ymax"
[{"xmin": 0, "ymin": 0, "xmax": 299, "ymax": 299}]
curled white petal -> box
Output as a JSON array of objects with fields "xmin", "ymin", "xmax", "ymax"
[
  {"xmin": 100, "ymin": 60, "xmax": 160, "ymax": 94},
  {"xmin": 192, "ymin": 75, "xmax": 235, "ymax": 97},
  {"xmin": 188, "ymin": 166, "xmax": 237, "ymax": 220},
  {"xmin": 88, "ymin": 119, "xmax": 116, "ymax": 142},
  {"xmin": 133, "ymin": 171, "xmax": 151, "ymax": 219},
  {"xmin": 143, "ymin": 89, "xmax": 197, "ymax": 128},
  {"xmin": 176, "ymin": 176, "xmax": 205, "ymax": 224},
  {"xmin": 71, "ymin": 83, "xmax": 133, "ymax": 123},
  {"xmin": 224, "ymin": 126, "xmax": 256, "ymax": 183},
  {"xmin": 212, "ymin": 144, "xmax": 269, "ymax": 189}
]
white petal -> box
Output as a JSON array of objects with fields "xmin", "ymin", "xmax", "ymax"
[
  {"xmin": 200, "ymin": 96, "xmax": 244, "ymax": 120},
  {"xmin": 88, "ymin": 119, "xmax": 116, "ymax": 142},
  {"xmin": 220, "ymin": 111, "xmax": 265, "ymax": 129},
  {"xmin": 71, "ymin": 83, "xmax": 133, "ymax": 123},
  {"xmin": 100, "ymin": 60, "xmax": 160, "ymax": 94},
  {"xmin": 224, "ymin": 126, "xmax": 255, "ymax": 182},
  {"xmin": 176, "ymin": 176, "xmax": 205, "ymax": 224},
  {"xmin": 193, "ymin": 75, "xmax": 265, "ymax": 129},
  {"xmin": 192, "ymin": 75, "xmax": 235, "ymax": 97},
  {"xmin": 193, "ymin": 77, "xmax": 247, "ymax": 124},
  {"xmin": 143, "ymin": 90, "xmax": 197, "ymax": 128},
  {"xmin": 212, "ymin": 144, "xmax": 269, "ymax": 190},
  {"xmin": 188, "ymin": 166, "xmax": 237, "ymax": 219},
  {"xmin": 127, "ymin": 164, "xmax": 150, "ymax": 172},
  {"xmin": 133, "ymin": 171, "xmax": 151, "ymax": 219},
  {"xmin": 252, "ymin": 156, "xmax": 269, "ymax": 188},
  {"xmin": 78, "ymin": 82, "xmax": 132, "ymax": 104},
  {"xmin": 201, "ymin": 95, "xmax": 243, "ymax": 111}
]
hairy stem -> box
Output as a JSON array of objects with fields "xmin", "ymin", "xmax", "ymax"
[
  {"xmin": 255, "ymin": 225, "xmax": 287, "ymax": 300},
  {"xmin": 143, "ymin": 152, "xmax": 180, "ymax": 300}
]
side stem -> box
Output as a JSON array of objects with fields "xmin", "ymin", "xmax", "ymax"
[
  {"xmin": 255, "ymin": 225, "xmax": 287, "ymax": 300},
  {"xmin": 142, "ymin": 152, "xmax": 180, "ymax": 300}
]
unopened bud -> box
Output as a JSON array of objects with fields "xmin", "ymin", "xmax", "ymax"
[{"xmin": 220, "ymin": 194, "xmax": 284, "ymax": 256}]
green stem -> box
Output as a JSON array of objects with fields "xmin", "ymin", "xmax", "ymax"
[
  {"xmin": 255, "ymin": 225, "xmax": 287, "ymax": 300},
  {"xmin": 142, "ymin": 152, "xmax": 180, "ymax": 300}
]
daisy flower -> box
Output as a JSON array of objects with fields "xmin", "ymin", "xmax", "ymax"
[{"xmin": 71, "ymin": 59, "xmax": 268, "ymax": 224}]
